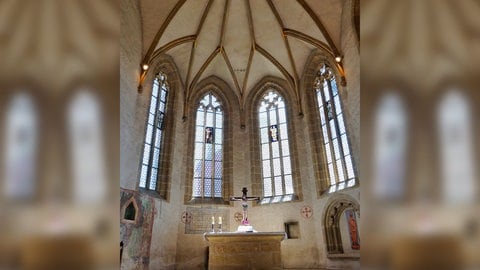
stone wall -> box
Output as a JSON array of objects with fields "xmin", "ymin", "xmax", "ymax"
[
  {"xmin": 120, "ymin": 0, "xmax": 142, "ymax": 190},
  {"xmin": 120, "ymin": 1, "xmax": 183, "ymax": 269}
]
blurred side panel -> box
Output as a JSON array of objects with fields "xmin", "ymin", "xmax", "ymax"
[
  {"xmin": 361, "ymin": 0, "xmax": 480, "ymax": 269},
  {"xmin": 0, "ymin": 0, "xmax": 119, "ymax": 269}
]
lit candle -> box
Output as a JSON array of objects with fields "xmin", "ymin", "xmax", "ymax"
[
  {"xmin": 218, "ymin": 216, "xmax": 222, "ymax": 225},
  {"xmin": 211, "ymin": 216, "xmax": 215, "ymax": 224}
]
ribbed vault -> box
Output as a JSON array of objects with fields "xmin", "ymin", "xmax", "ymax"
[{"xmin": 139, "ymin": 0, "xmax": 346, "ymax": 115}]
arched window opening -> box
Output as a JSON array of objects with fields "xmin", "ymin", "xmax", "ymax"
[
  {"xmin": 258, "ymin": 90, "xmax": 294, "ymax": 201},
  {"xmin": 437, "ymin": 89, "xmax": 476, "ymax": 203},
  {"xmin": 192, "ymin": 93, "xmax": 223, "ymax": 198},
  {"xmin": 139, "ymin": 72, "xmax": 169, "ymax": 191},
  {"xmin": 68, "ymin": 89, "xmax": 107, "ymax": 203},
  {"xmin": 3, "ymin": 92, "xmax": 38, "ymax": 201},
  {"xmin": 314, "ymin": 64, "xmax": 356, "ymax": 193},
  {"xmin": 373, "ymin": 92, "xmax": 408, "ymax": 201}
]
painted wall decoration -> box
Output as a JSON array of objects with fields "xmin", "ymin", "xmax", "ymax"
[
  {"xmin": 181, "ymin": 211, "xmax": 192, "ymax": 224},
  {"xmin": 300, "ymin": 206, "xmax": 313, "ymax": 219},
  {"xmin": 120, "ymin": 190, "xmax": 156, "ymax": 268},
  {"xmin": 345, "ymin": 209, "xmax": 360, "ymax": 250}
]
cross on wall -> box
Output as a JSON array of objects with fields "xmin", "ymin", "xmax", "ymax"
[{"xmin": 301, "ymin": 206, "xmax": 313, "ymax": 219}]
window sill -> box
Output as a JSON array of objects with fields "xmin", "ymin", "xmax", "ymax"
[
  {"xmin": 187, "ymin": 197, "xmax": 230, "ymax": 205},
  {"xmin": 257, "ymin": 194, "xmax": 300, "ymax": 205},
  {"xmin": 323, "ymin": 178, "xmax": 358, "ymax": 195}
]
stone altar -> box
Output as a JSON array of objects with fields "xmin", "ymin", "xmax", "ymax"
[{"xmin": 203, "ymin": 232, "xmax": 286, "ymax": 270}]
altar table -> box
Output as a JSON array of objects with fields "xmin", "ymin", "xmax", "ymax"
[{"xmin": 203, "ymin": 232, "xmax": 286, "ymax": 270}]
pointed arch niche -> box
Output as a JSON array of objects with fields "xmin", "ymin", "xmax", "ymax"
[
  {"xmin": 323, "ymin": 194, "xmax": 360, "ymax": 259},
  {"xmin": 121, "ymin": 197, "xmax": 139, "ymax": 224}
]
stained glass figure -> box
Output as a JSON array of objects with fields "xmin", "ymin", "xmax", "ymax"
[
  {"xmin": 269, "ymin": 125, "xmax": 279, "ymax": 142},
  {"xmin": 326, "ymin": 101, "xmax": 334, "ymax": 120},
  {"xmin": 205, "ymin": 127, "xmax": 214, "ymax": 144}
]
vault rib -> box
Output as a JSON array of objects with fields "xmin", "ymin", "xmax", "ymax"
[
  {"xmin": 151, "ymin": 35, "xmax": 196, "ymax": 60},
  {"xmin": 245, "ymin": 0, "xmax": 256, "ymax": 46},
  {"xmin": 256, "ymin": 43, "xmax": 295, "ymax": 92},
  {"xmin": 185, "ymin": 0, "xmax": 214, "ymax": 99},
  {"xmin": 189, "ymin": 46, "xmax": 221, "ymax": 99},
  {"xmin": 266, "ymin": 0, "xmax": 301, "ymax": 112},
  {"xmin": 219, "ymin": 0, "xmax": 230, "ymax": 46},
  {"xmin": 283, "ymin": 28, "xmax": 335, "ymax": 56},
  {"xmin": 142, "ymin": 0, "xmax": 187, "ymax": 65},
  {"xmin": 283, "ymin": 28, "xmax": 345, "ymax": 82},
  {"xmin": 296, "ymin": 0, "xmax": 340, "ymax": 56},
  {"xmin": 242, "ymin": 44, "xmax": 255, "ymax": 97},
  {"xmin": 266, "ymin": 0, "xmax": 298, "ymax": 80},
  {"xmin": 221, "ymin": 47, "xmax": 241, "ymax": 97}
]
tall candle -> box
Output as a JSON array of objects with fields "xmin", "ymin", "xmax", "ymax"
[
  {"xmin": 218, "ymin": 216, "xmax": 222, "ymax": 224},
  {"xmin": 211, "ymin": 216, "xmax": 215, "ymax": 224}
]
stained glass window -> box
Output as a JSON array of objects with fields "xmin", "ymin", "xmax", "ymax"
[
  {"xmin": 314, "ymin": 64, "xmax": 356, "ymax": 192},
  {"xmin": 69, "ymin": 89, "xmax": 106, "ymax": 203},
  {"xmin": 3, "ymin": 93, "xmax": 37, "ymax": 200},
  {"xmin": 258, "ymin": 90, "xmax": 294, "ymax": 197},
  {"xmin": 139, "ymin": 72, "xmax": 169, "ymax": 191},
  {"xmin": 373, "ymin": 92, "xmax": 407, "ymax": 200},
  {"xmin": 438, "ymin": 90, "xmax": 475, "ymax": 203},
  {"xmin": 192, "ymin": 93, "xmax": 223, "ymax": 198}
]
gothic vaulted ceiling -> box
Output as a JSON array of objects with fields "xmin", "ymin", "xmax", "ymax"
[
  {"xmin": 362, "ymin": 0, "xmax": 480, "ymax": 88},
  {"xmin": 140, "ymin": 0, "xmax": 344, "ymax": 105},
  {"xmin": 0, "ymin": 0, "xmax": 119, "ymax": 91}
]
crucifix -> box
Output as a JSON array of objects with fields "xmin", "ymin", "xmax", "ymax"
[{"xmin": 230, "ymin": 187, "xmax": 260, "ymax": 226}]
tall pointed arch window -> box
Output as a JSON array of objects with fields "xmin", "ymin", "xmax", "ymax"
[
  {"xmin": 3, "ymin": 93, "xmax": 38, "ymax": 200},
  {"xmin": 258, "ymin": 90, "xmax": 294, "ymax": 199},
  {"xmin": 437, "ymin": 90, "xmax": 476, "ymax": 203},
  {"xmin": 192, "ymin": 93, "xmax": 223, "ymax": 198},
  {"xmin": 314, "ymin": 64, "xmax": 356, "ymax": 193},
  {"xmin": 68, "ymin": 89, "xmax": 106, "ymax": 203},
  {"xmin": 373, "ymin": 92, "xmax": 408, "ymax": 201},
  {"xmin": 139, "ymin": 72, "xmax": 169, "ymax": 191}
]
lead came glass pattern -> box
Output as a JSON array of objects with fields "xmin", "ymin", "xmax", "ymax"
[
  {"xmin": 315, "ymin": 64, "xmax": 356, "ymax": 192},
  {"xmin": 139, "ymin": 72, "xmax": 169, "ymax": 190},
  {"xmin": 192, "ymin": 93, "xmax": 223, "ymax": 198},
  {"xmin": 258, "ymin": 91, "xmax": 294, "ymax": 197}
]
